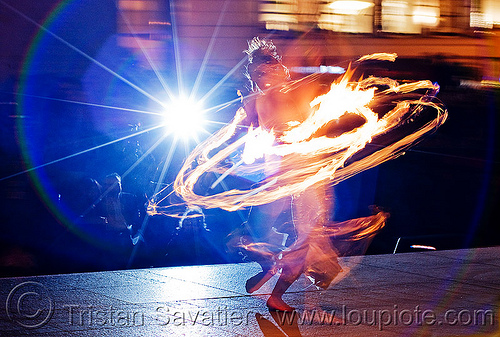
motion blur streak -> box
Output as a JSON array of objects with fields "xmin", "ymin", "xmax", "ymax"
[{"xmin": 149, "ymin": 60, "xmax": 447, "ymax": 214}]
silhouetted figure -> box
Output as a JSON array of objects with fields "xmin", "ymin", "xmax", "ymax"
[
  {"xmin": 79, "ymin": 177, "xmax": 105, "ymax": 226},
  {"xmin": 100, "ymin": 173, "xmax": 143, "ymax": 268}
]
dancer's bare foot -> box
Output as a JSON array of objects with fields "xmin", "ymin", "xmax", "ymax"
[
  {"xmin": 266, "ymin": 295, "xmax": 295, "ymax": 312},
  {"xmin": 245, "ymin": 270, "xmax": 274, "ymax": 293}
]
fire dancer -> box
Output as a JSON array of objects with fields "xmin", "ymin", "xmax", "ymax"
[
  {"xmin": 166, "ymin": 38, "xmax": 446, "ymax": 312},
  {"xmin": 240, "ymin": 38, "xmax": 345, "ymax": 311}
]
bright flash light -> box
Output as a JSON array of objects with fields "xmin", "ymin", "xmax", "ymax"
[{"xmin": 162, "ymin": 97, "xmax": 206, "ymax": 140}]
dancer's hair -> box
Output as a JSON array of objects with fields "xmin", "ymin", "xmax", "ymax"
[{"xmin": 243, "ymin": 37, "xmax": 289, "ymax": 92}]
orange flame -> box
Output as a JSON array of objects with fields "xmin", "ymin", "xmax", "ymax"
[{"xmin": 150, "ymin": 66, "xmax": 447, "ymax": 214}]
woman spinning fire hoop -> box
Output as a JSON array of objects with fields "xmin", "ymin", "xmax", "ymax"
[{"xmin": 154, "ymin": 38, "xmax": 447, "ymax": 311}]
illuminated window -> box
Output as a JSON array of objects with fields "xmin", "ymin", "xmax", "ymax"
[
  {"xmin": 256, "ymin": 0, "xmax": 491, "ymax": 34},
  {"xmin": 471, "ymin": 0, "xmax": 500, "ymax": 28},
  {"xmin": 382, "ymin": 0, "xmax": 413, "ymax": 33},
  {"xmin": 381, "ymin": 0, "xmax": 439, "ymax": 33},
  {"xmin": 258, "ymin": 0, "xmax": 323, "ymax": 31},
  {"xmin": 319, "ymin": 0, "xmax": 374, "ymax": 33},
  {"xmin": 259, "ymin": 0, "xmax": 374, "ymax": 33},
  {"xmin": 259, "ymin": 0, "xmax": 298, "ymax": 31},
  {"xmin": 412, "ymin": 0, "xmax": 440, "ymax": 27}
]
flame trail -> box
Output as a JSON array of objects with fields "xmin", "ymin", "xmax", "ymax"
[
  {"xmin": 150, "ymin": 67, "xmax": 447, "ymax": 214},
  {"xmin": 357, "ymin": 53, "xmax": 398, "ymax": 62}
]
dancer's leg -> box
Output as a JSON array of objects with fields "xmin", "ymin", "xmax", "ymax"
[
  {"xmin": 267, "ymin": 186, "xmax": 330, "ymax": 310},
  {"xmin": 267, "ymin": 265, "xmax": 302, "ymax": 311},
  {"xmin": 244, "ymin": 197, "xmax": 291, "ymax": 293}
]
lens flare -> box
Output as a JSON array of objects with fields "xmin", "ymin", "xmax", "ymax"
[{"xmin": 162, "ymin": 97, "xmax": 206, "ymax": 140}]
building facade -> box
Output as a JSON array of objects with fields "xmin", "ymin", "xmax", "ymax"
[{"xmin": 115, "ymin": 0, "xmax": 500, "ymax": 80}]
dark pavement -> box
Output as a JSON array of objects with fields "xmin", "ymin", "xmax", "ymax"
[{"xmin": 0, "ymin": 247, "xmax": 499, "ymax": 336}]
